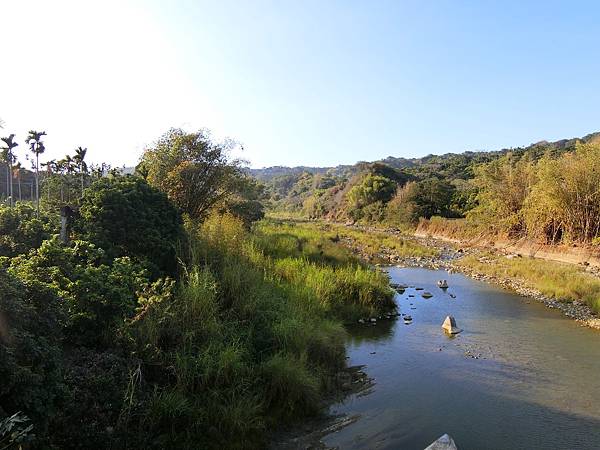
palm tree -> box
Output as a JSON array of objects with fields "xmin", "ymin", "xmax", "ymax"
[
  {"xmin": 13, "ymin": 162, "xmax": 23, "ymax": 202},
  {"xmin": 65, "ymin": 155, "xmax": 75, "ymax": 203},
  {"xmin": 73, "ymin": 147, "xmax": 88, "ymax": 196},
  {"xmin": 0, "ymin": 149, "xmax": 8, "ymax": 205},
  {"xmin": 41, "ymin": 159, "xmax": 56, "ymax": 203},
  {"xmin": 1, "ymin": 134, "xmax": 18, "ymax": 207},
  {"xmin": 26, "ymin": 130, "xmax": 47, "ymax": 214}
]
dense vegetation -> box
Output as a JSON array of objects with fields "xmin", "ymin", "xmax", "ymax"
[
  {"xmin": 258, "ymin": 132, "xmax": 600, "ymax": 246},
  {"xmin": 5, "ymin": 123, "xmax": 600, "ymax": 448},
  {"xmin": 0, "ymin": 129, "xmax": 394, "ymax": 449}
]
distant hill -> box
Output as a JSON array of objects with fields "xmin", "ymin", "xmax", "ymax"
[
  {"xmin": 249, "ymin": 132, "xmax": 600, "ymax": 181},
  {"xmin": 252, "ymin": 131, "xmax": 600, "ymax": 222}
]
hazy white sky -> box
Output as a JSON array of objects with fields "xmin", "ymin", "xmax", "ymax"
[
  {"xmin": 2, "ymin": 1, "xmax": 600, "ymax": 169},
  {"xmin": 1, "ymin": 0, "xmax": 229, "ymax": 168}
]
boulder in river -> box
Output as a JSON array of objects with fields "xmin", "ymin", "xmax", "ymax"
[
  {"xmin": 442, "ymin": 316, "xmax": 462, "ymax": 334},
  {"xmin": 424, "ymin": 433, "xmax": 458, "ymax": 450},
  {"xmin": 422, "ymin": 292, "xmax": 433, "ymax": 299},
  {"xmin": 437, "ymin": 280, "xmax": 448, "ymax": 288}
]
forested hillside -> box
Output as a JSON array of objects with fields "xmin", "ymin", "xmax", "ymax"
[{"xmin": 258, "ymin": 132, "xmax": 600, "ymax": 245}]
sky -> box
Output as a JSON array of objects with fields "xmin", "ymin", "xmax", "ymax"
[{"xmin": 1, "ymin": 0, "xmax": 600, "ymax": 169}]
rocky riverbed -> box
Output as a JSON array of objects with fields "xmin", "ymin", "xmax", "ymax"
[{"xmin": 339, "ymin": 225, "xmax": 600, "ymax": 331}]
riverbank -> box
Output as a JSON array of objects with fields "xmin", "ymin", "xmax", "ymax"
[{"xmin": 331, "ymin": 222, "xmax": 600, "ymax": 331}]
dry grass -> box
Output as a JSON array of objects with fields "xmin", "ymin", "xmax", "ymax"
[{"xmin": 457, "ymin": 252, "xmax": 600, "ymax": 312}]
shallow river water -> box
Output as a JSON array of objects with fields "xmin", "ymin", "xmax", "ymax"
[{"xmin": 322, "ymin": 267, "xmax": 600, "ymax": 450}]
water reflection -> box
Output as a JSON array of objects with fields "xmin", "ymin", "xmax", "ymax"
[
  {"xmin": 324, "ymin": 267, "xmax": 600, "ymax": 450},
  {"xmin": 346, "ymin": 319, "xmax": 396, "ymax": 345}
]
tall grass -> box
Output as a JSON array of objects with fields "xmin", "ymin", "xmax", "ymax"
[
  {"xmin": 457, "ymin": 253, "xmax": 600, "ymax": 312},
  {"xmin": 417, "ymin": 216, "xmax": 480, "ymax": 240},
  {"xmin": 252, "ymin": 219, "xmax": 396, "ymax": 320},
  {"xmin": 257, "ymin": 219, "xmax": 438, "ymax": 260},
  {"xmin": 335, "ymin": 224, "xmax": 439, "ymax": 258},
  {"xmin": 123, "ymin": 214, "xmax": 393, "ymax": 448}
]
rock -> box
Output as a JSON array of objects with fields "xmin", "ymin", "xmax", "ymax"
[
  {"xmin": 422, "ymin": 292, "xmax": 433, "ymax": 299},
  {"xmin": 437, "ymin": 280, "xmax": 448, "ymax": 288},
  {"xmin": 424, "ymin": 433, "xmax": 458, "ymax": 450},
  {"xmin": 442, "ymin": 316, "xmax": 462, "ymax": 334},
  {"xmin": 370, "ymin": 318, "xmax": 377, "ymax": 323},
  {"xmin": 358, "ymin": 319, "xmax": 365, "ymax": 324}
]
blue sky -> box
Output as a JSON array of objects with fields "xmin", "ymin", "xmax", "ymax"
[{"xmin": 1, "ymin": 1, "xmax": 599, "ymax": 168}]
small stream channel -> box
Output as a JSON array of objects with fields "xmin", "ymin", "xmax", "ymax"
[{"xmin": 321, "ymin": 267, "xmax": 600, "ymax": 449}]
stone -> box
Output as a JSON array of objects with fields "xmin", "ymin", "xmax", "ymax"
[
  {"xmin": 442, "ymin": 316, "xmax": 462, "ymax": 334},
  {"xmin": 422, "ymin": 292, "xmax": 433, "ymax": 299},
  {"xmin": 424, "ymin": 433, "xmax": 458, "ymax": 450},
  {"xmin": 437, "ymin": 280, "xmax": 448, "ymax": 288}
]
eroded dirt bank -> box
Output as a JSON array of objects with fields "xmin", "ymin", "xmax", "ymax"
[{"xmin": 340, "ymin": 223, "xmax": 600, "ymax": 331}]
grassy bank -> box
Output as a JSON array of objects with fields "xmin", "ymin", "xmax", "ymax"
[
  {"xmin": 1, "ymin": 206, "xmax": 395, "ymax": 449},
  {"xmin": 121, "ymin": 215, "xmax": 395, "ymax": 448},
  {"xmin": 259, "ymin": 218, "xmax": 437, "ymax": 263},
  {"xmin": 252, "ymin": 220, "xmax": 396, "ymax": 321},
  {"xmin": 457, "ymin": 252, "xmax": 600, "ymax": 312}
]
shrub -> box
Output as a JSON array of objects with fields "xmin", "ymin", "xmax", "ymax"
[
  {"xmin": 0, "ymin": 270, "xmax": 64, "ymax": 439},
  {"xmin": 75, "ymin": 176, "xmax": 183, "ymax": 277},
  {"xmin": 10, "ymin": 237, "xmax": 150, "ymax": 347},
  {"xmin": 0, "ymin": 203, "xmax": 56, "ymax": 257}
]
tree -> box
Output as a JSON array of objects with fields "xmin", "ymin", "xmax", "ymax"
[
  {"xmin": 347, "ymin": 174, "xmax": 396, "ymax": 209},
  {"xmin": 467, "ymin": 153, "xmax": 536, "ymax": 236},
  {"xmin": 25, "ymin": 131, "xmax": 46, "ymax": 215},
  {"xmin": 140, "ymin": 128, "xmax": 242, "ymax": 220},
  {"xmin": 75, "ymin": 176, "xmax": 183, "ymax": 277},
  {"xmin": 218, "ymin": 175, "xmax": 266, "ymax": 226},
  {"xmin": 13, "ymin": 162, "xmax": 23, "ymax": 202},
  {"xmin": 524, "ymin": 142, "xmax": 600, "ymax": 243},
  {"xmin": 411, "ymin": 177, "xmax": 456, "ymax": 219},
  {"xmin": 73, "ymin": 147, "xmax": 88, "ymax": 197},
  {"xmin": 1, "ymin": 134, "xmax": 18, "ymax": 207}
]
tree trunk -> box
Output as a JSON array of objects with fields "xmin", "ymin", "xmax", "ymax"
[
  {"xmin": 8, "ymin": 155, "xmax": 13, "ymax": 207},
  {"xmin": 35, "ymin": 153, "xmax": 40, "ymax": 215},
  {"xmin": 5, "ymin": 164, "xmax": 8, "ymax": 206}
]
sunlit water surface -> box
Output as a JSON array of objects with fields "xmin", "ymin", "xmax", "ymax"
[{"xmin": 322, "ymin": 267, "xmax": 600, "ymax": 450}]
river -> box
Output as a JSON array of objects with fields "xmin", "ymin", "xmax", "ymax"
[{"xmin": 321, "ymin": 267, "xmax": 600, "ymax": 450}]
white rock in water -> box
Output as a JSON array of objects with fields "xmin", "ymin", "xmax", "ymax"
[
  {"xmin": 424, "ymin": 433, "xmax": 458, "ymax": 450},
  {"xmin": 442, "ymin": 316, "xmax": 462, "ymax": 334}
]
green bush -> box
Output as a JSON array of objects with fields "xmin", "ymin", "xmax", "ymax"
[
  {"xmin": 75, "ymin": 176, "xmax": 183, "ymax": 277},
  {"xmin": 0, "ymin": 270, "xmax": 64, "ymax": 439},
  {"xmin": 10, "ymin": 237, "xmax": 150, "ymax": 347},
  {"xmin": 0, "ymin": 203, "xmax": 56, "ymax": 257}
]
